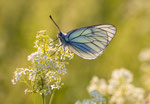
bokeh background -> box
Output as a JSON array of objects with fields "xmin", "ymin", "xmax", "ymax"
[{"xmin": 0, "ymin": 0, "xmax": 150, "ymax": 104}]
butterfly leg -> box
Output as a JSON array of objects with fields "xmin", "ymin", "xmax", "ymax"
[
  {"xmin": 60, "ymin": 46, "xmax": 66, "ymax": 61},
  {"xmin": 50, "ymin": 44, "xmax": 62, "ymax": 56},
  {"xmin": 50, "ymin": 37, "xmax": 59, "ymax": 43}
]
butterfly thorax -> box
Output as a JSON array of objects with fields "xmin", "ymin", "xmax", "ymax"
[{"xmin": 58, "ymin": 32, "xmax": 69, "ymax": 45}]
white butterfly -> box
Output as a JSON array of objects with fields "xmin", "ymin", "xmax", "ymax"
[{"xmin": 50, "ymin": 16, "xmax": 117, "ymax": 59}]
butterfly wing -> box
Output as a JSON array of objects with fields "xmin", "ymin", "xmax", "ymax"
[{"xmin": 66, "ymin": 24, "xmax": 117, "ymax": 59}]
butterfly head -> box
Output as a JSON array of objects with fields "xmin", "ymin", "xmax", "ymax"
[
  {"xmin": 57, "ymin": 32, "xmax": 67, "ymax": 44},
  {"xmin": 57, "ymin": 32, "xmax": 65, "ymax": 39},
  {"xmin": 57, "ymin": 32, "xmax": 63, "ymax": 37}
]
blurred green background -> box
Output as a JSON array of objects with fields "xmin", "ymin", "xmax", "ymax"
[{"xmin": 0, "ymin": 0, "xmax": 150, "ymax": 104}]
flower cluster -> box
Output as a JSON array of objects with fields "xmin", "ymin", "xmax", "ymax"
[
  {"xmin": 87, "ymin": 68, "xmax": 145, "ymax": 104},
  {"xmin": 139, "ymin": 48, "xmax": 150, "ymax": 62},
  {"xmin": 139, "ymin": 48, "xmax": 150, "ymax": 91},
  {"xmin": 75, "ymin": 91, "xmax": 105, "ymax": 104},
  {"xmin": 12, "ymin": 30, "xmax": 74, "ymax": 95}
]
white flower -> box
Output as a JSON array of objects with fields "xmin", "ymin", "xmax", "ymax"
[
  {"xmin": 51, "ymin": 84, "xmax": 60, "ymax": 90},
  {"xmin": 38, "ymin": 30, "xmax": 46, "ymax": 35},
  {"xmin": 127, "ymin": 86, "xmax": 145, "ymax": 104},
  {"xmin": 139, "ymin": 49, "xmax": 150, "ymax": 91},
  {"xmin": 87, "ymin": 84, "xmax": 98, "ymax": 93},
  {"xmin": 28, "ymin": 51, "xmax": 43, "ymax": 61},
  {"xmin": 87, "ymin": 76, "xmax": 108, "ymax": 95},
  {"xmin": 108, "ymin": 79, "xmax": 120, "ymax": 94},
  {"xmin": 11, "ymin": 79, "xmax": 16, "ymax": 85},
  {"xmin": 87, "ymin": 68, "xmax": 146, "ymax": 104},
  {"xmin": 28, "ymin": 70, "xmax": 36, "ymax": 81},
  {"xmin": 75, "ymin": 91, "xmax": 104, "ymax": 104},
  {"xmin": 90, "ymin": 91, "xmax": 102, "ymax": 102},
  {"xmin": 110, "ymin": 95, "xmax": 124, "ymax": 104},
  {"xmin": 24, "ymin": 89, "xmax": 28, "ymax": 94},
  {"xmin": 75, "ymin": 101, "xmax": 82, "ymax": 104},
  {"xmin": 139, "ymin": 48, "xmax": 150, "ymax": 62},
  {"xmin": 14, "ymin": 70, "xmax": 22, "ymax": 82},
  {"xmin": 111, "ymin": 68, "xmax": 133, "ymax": 83},
  {"xmin": 12, "ymin": 30, "xmax": 74, "ymax": 95}
]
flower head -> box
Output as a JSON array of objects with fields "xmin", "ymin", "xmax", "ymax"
[
  {"xmin": 87, "ymin": 68, "xmax": 145, "ymax": 104},
  {"xmin": 12, "ymin": 30, "xmax": 74, "ymax": 95},
  {"xmin": 75, "ymin": 91, "xmax": 105, "ymax": 104},
  {"xmin": 139, "ymin": 48, "xmax": 150, "ymax": 62}
]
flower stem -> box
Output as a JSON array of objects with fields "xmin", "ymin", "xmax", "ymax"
[
  {"xmin": 49, "ymin": 89, "xmax": 55, "ymax": 104},
  {"xmin": 42, "ymin": 93, "xmax": 45, "ymax": 104},
  {"xmin": 46, "ymin": 94, "xmax": 51, "ymax": 104},
  {"xmin": 41, "ymin": 77, "xmax": 45, "ymax": 104}
]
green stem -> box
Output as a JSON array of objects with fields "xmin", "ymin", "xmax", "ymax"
[
  {"xmin": 34, "ymin": 94, "xmax": 36, "ymax": 104},
  {"xmin": 42, "ymin": 93, "xmax": 45, "ymax": 104},
  {"xmin": 41, "ymin": 78, "xmax": 45, "ymax": 104},
  {"xmin": 45, "ymin": 94, "xmax": 50, "ymax": 104},
  {"xmin": 49, "ymin": 90, "xmax": 55, "ymax": 104}
]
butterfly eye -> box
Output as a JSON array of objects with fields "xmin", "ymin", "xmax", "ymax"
[
  {"xmin": 58, "ymin": 32, "xmax": 63, "ymax": 36},
  {"xmin": 57, "ymin": 32, "xmax": 61, "ymax": 37},
  {"xmin": 58, "ymin": 32, "xmax": 64, "ymax": 39}
]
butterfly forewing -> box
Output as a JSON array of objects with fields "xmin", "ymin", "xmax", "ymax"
[
  {"xmin": 66, "ymin": 24, "xmax": 116, "ymax": 59},
  {"xmin": 68, "ymin": 27, "xmax": 88, "ymax": 40}
]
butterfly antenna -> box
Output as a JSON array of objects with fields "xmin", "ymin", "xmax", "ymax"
[{"xmin": 49, "ymin": 15, "xmax": 61, "ymax": 32}]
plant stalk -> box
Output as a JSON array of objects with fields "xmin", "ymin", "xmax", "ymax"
[{"xmin": 49, "ymin": 90, "xmax": 55, "ymax": 104}]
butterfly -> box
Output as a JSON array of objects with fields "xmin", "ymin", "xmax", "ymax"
[{"xmin": 49, "ymin": 16, "xmax": 117, "ymax": 60}]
